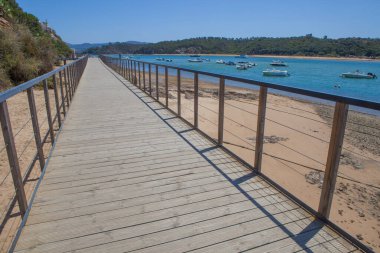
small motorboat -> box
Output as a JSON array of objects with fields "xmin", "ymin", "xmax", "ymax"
[
  {"xmin": 156, "ymin": 58, "xmax": 165, "ymax": 61},
  {"xmin": 341, "ymin": 70, "xmax": 377, "ymax": 79},
  {"xmin": 236, "ymin": 64, "xmax": 248, "ymax": 70},
  {"xmin": 263, "ymin": 69, "xmax": 289, "ymax": 77},
  {"xmin": 201, "ymin": 58, "xmax": 210, "ymax": 62},
  {"xmin": 225, "ymin": 61, "xmax": 236, "ymax": 66},
  {"xmin": 190, "ymin": 54, "xmax": 201, "ymax": 57},
  {"xmin": 188, "ymin": 58, "xmax": 203, "ymax": 63},
  {"xmin": 235, "ymin": 54, "xmax": 248, "ymax": 58},
  {"xmin": 270, "ymin": 60, "xmax": 288, "ymax": 67},
  {"xmin": 216, "ymin": 60, "xmax": 225, "ymax": 64},
  {"xmin": 165, "ymin": 59, "xmax": 173, "ymax": 62},
  {"xmin": 247, "ymin": 62, "xmax": 257, "ymax": 67}
]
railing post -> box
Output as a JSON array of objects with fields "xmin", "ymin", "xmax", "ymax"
[
  {"xmin": 218, "ymin": 78, "xmax": 225, "ymax": 145},
  {"xmin": 63, "ymin": 68, "xmax": 70, "ymax": 107},
  {"xmin": 155, "ymin": 65, "xmax": 159, "ymax": 100},
  {"xmin": 43, "ymin": 80, "xmax": 55, "ymax": 145},
  {"xmin": 0, "ymin": 101, "xmax": 28, "ymax": 216},
  {"xmin": 318, "ymin": 102, "xmax": 349, "ymax": 218},
  {"xmin": 177, "ymin": 69, "xmax": 181, "ymax": 116},
  {"xmin": 254, "ymin": 86, "xmax": 268, "ymax": 172},
  {"xmin": 165, "ymin": 67, "xmax": 169, "ymax": 107},
  {"xmin": 52, "ymin": 74, "xmax": 62, "ymax": 127},
  {"xmin": 149, "ymin": 64, "xmax": 152, "ymax": 95},
  {"xmin": 143, "ymin": 63, "xmax": 146, "ymax": 91},
  {"xmin": 27, "ymin": 87, "xmax": 45, "ymax": 170},
  {"xmin": 194, "ymin": 73, "xmax": 199, "ymax": 128},
  {"xmin": 129, "ymin": 60, "xmax": 131, "ymax": 81},
  {"xmin": 134, "ymin": 61, "xmax": 137, "ymax": 85},
  {"xmin": 59, "ymin": 71, "xmax": 66, "ymax": 117},
  {"xmin": 138, "ymin": 62, "xmax": 141, "ymax": 88}
]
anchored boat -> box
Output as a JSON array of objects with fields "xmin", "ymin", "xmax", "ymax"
[
  {"xmin": 216, "ymin": 60, "xmax": 225, "ymax": 64},
  {"xmin": 236, "ymin": 64, "xmax": 248, "ymax": 70},
  {"xmin": 188, "ymin": 58, "xmax": 203, "ymax": 63},
  {"xmin": 225, "ymin": 61, "xmax": 236, "ymax": 66},
  {"xmin": 235, "ymin": 54, "xmax": 248, "ymax": 58},
  {"xmin": 341, "ymin": 70, "xmax": 377, "ymax": 79},
  {"xmin": 189, "ymin": 54, "xmax": 201, "ymax": 57},
  {"xmin": 156, "ymin": 58, "xmax": 165, "ymax": 61},
  {"xmin": 270, "ymin": 60, "xmax": 288, "ymax": 67},
  {"xmin": 263, "ymin": 69, "xmax": 289, "ymax": 77}
]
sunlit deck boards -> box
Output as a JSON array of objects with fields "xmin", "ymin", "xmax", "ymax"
[{"xmin": 13, "ymin": 58, "xmax": 359, "ymax": 253}]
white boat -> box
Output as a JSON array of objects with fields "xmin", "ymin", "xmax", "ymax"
[
  {"xmin": 236, "ymin": 64, "xmax": 248, "ymax": 70},
  {"xmin": 225, "ymin": 61, "xmax": 236, "ymax": 66},
  {"xmin": 270, "ymin": 60, "xmax": 288, "ymax": 67},
  {"xmin": 263, "ymin": 69, "xmax": 289, "ymax": 77},
  {"xmin": 216, "ymin": 60, "xmax": 225, "ymax": 64},
  {"xmin": 341, "ymin": 70, "xmax": 377, "ymax": 79},
  {"xmin": 188, "ymin": 58, "xmax": 203, "ymax": 63}
]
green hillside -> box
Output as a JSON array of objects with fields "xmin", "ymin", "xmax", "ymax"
[
  {"xmin": 0, "ymin": 0, "xmax": 72, "ymax": 90},
  {"xmin": 85, "ymin": 36, "xmax": 380, "ymax": 59}
]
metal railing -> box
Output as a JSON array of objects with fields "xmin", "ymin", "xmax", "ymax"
[
  {"xmin": 0, "ymin": 56, "xmax": 87, "ymax": 250},
  {"xmin": 101, "ymin": 55, "xmax": 379, "ymax": 251}
]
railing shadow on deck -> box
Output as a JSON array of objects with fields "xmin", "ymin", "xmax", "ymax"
[{"xmin": 100, "ymin": 60, "xmax": 360, "ymax": 253}]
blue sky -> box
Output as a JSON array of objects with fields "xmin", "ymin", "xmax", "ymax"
[{"xmin": 18, "ymin": 0, "xmax": 380, "ymax": 44}]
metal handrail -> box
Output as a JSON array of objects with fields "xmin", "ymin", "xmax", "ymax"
[{"xmin": 0, "ymin": 57, "xmax": 86, "ymax": 103}]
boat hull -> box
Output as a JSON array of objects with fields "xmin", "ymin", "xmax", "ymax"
[{"xmin": 341, "ymin": 73, "xmax": 375, "ymax": 79}]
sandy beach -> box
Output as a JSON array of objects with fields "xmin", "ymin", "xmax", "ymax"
[{"xmin": 140, "ymin": 72, "xmax": 380, "ymax": 251}]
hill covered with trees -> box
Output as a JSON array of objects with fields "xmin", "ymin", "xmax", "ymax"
[
  {"xmin": 0, "ymin": 0, "xmax": 72, "ymax": 90},
  {"xmin": 85, "ymin": 35, "xmax": 380, "ymax": 59}
]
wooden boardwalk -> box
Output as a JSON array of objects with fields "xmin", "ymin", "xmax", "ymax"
[{"xmin": 13, "ymin": 58, "xmax": 360, "ymax": 253}]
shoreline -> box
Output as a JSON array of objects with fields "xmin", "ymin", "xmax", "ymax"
[{"xmin": 148, "ymin": 53, "xmax": 380, "ymax": 62}]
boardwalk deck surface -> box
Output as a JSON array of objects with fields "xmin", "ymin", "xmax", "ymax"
[{"xmin": 13, "ymin": 58, "xmax": 360, "ymax": 252}]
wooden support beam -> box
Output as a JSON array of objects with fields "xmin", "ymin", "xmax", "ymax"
[
  {"xmin": 43, "ymin": 80, "xmax": 55, "ymax": 145},
  {"xmin": 165, "ymin": 67, "xmax": 169, "ymax": 107},
  {"xmin": 177, "ymin": 69, "xmax": 181, "ymax": 116},
  {"xmin": 59, "ymin": 71, "xmax": 66, "ymax": 116},
  {"xmin": 52, "ymin": 75, "xmax": 62, "ymax": 127},
  {"xmin": 27, "ymin": 88, "xmax": 45, "ymax": 170},
  {"xmin": 149, "ymin": 64, "xmax": 152, "ymax": 95},
  {"xmin": 155, "ymin": 65, "xmax": 159, "ymax": 100},
  {"xmin": 0, "ymin": 101, "xmax": 28, "ymax": 216},
  {"xmin": 254, "ymin": 86, "xmax": 268, "ymax": 172},
  {"xmin": 194, "ymin": 73, "xmax": 199, "ymax": 128},
  {"xmin": 318, "ymin": 102, "xmax": 349, "ymax": 218},
  {"xmin": 218, "ymin": 78, "xmax": 225, "ymax": 145},
  {"xmin": 143, "ymin": 63, "xmax": 146, "ymax": 91}
]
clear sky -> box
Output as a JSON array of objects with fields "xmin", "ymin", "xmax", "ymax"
[{"xmin": 18, "ymin": 0, "xmax": 380, "ymax": 44}]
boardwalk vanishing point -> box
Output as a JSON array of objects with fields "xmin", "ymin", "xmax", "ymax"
[{"xmin": 10, "ymin": 58, "xmax": 364, "ymax": 252}]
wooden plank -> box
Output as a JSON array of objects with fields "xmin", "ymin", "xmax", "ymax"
[
  {"xmin": 318, "ymin": 102, "xmax": 349, "ymax": 218},
  {"xmin": 0, "ymin": 101, "xmax": 28, "ymax": 216}
]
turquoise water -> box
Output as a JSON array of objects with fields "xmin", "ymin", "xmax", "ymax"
[{"xmin": 116, "ymin": 54, "xmax": 380, "ymax": 104}]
